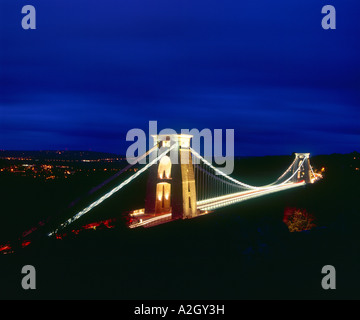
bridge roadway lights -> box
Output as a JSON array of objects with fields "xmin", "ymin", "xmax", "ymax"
[
  {"xmin": 145, "ymin": 134, "xmax": 198, "ymax": 220},
  {"xmin": 197, "ymin": 182, "xmax": 306, "ymax": 211}
]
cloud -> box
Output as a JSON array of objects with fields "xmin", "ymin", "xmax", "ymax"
[{"xmin": 1, "ymin": 0, "xmax": 359, "ymax": 155}]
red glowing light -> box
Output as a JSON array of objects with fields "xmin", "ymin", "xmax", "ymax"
[
  {"xmin": 54, "ymin": 218, "xmax": 116, "ymax": 239},
  {"xmin": 0, "ymin": 244, "xmax": 12, "ymax": 253},
  {"xmin": 21, "ymin": 241, "xmax": 31, "ymax": 248}
]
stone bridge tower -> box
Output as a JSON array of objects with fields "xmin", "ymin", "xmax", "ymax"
[
  {"xmin": 145, "ymin": 134, "xmax": 198, "ymax": 220},
  {"xmin": 292, "ymin": 153, "xmax": 311, "ymax": 183}
]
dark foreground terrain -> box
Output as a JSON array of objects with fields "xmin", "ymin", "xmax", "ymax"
[{"xmin": 0, "ymin": 152, "xmax": 359, "ymax": 300}]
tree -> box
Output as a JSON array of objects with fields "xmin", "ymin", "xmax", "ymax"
[{"xmin": 283, "ymin": 208, "xmax": 316, "ymax": 232}]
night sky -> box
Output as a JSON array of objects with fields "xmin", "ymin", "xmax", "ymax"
[{"xmin": 1, "ymin": 0, "xmax": 359, "ymax": 156}]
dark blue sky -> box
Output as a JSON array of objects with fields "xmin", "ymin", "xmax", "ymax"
[{"xmin": 1, "ymin": 0, "xmax": 359, "ymax": 156}]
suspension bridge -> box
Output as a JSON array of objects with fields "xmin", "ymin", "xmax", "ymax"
[{"xmin": 47, "ymin": 134, "xmax": 321, "ymax": 236}]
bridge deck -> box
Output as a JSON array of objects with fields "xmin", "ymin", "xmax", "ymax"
[
  {"xmin": 197, "ymin": 181, "xmax": 305, "ymax": 211},
  {"xmin": 128, "ymin": 182, "xmax": 305, "ymax": 229}
]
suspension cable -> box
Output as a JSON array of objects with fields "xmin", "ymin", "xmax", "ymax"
[
  {"xmin": 190, "ymin": 148, "xmax": 307, "ymax": 191},
  {"xmin": 48, "ymin": 143, "xmax": 177, "ymax": 236}
]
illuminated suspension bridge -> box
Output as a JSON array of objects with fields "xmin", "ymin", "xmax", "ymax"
[{"xmin": 47, "ymin": 134, "xmax": 321, "ymax": 236}]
